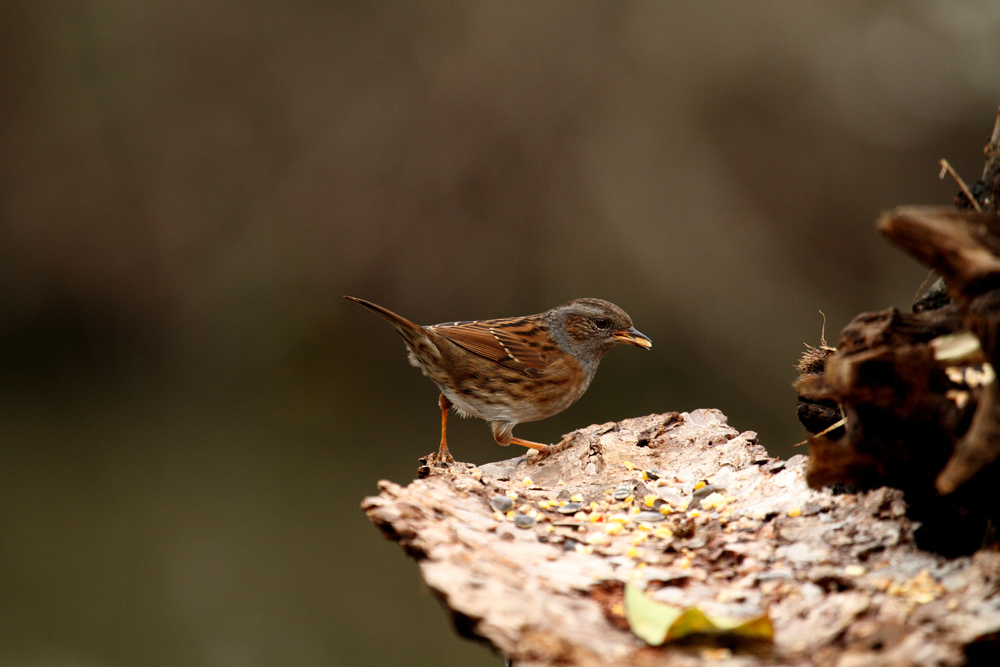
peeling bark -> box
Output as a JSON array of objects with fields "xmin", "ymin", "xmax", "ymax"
[{"xmin": 363, "ymin": 411, "xmax": 1000, "ymax": 666}]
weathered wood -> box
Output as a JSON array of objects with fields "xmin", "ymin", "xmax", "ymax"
[
  {"xmin": 795, "ymin": 110, "xmax": 1000, "ymax": 554},
  {"xmin": 363, "ymin": 411, "xmax": 1000, "ymax": 666}
]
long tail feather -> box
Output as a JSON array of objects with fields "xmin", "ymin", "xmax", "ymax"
[
  {"xmin": 344, "ymin": 296, "xmax": 422, "ymax": 331},
  {"xmin": 344, "ymin": 296, "xmax": 437, "ymax": 357}
]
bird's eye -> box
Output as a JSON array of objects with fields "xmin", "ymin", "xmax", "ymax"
[{"xmin": 595, "ymin": 318, "xmax": 610, "ymax": 329}]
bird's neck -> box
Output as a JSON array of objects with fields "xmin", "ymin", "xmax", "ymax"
[{"xmin": 545, "ymin": 311, "xmax": 603, "ymax": 377}]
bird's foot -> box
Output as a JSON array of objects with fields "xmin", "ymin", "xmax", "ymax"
[
  {"xmin": 521, "ymin": 438, "xmax": 574, "ymax": 465},
  {"xmin": 516, "ymin": 450, "xmax": 544, "ymax": 468},
  {"xmin": 526, "ymin": 444, "xmax": 552, "ymax": 463},
  {"xmin": 423, "ymin": 448, "xmax": 456, "ymax": 467},
  {"xmin": 417, "ymin": 450, "xmax": 457, "ymax": 478},
  {"xmin": 545, "ymin": 438, "xmax": 574, "ymax": 456}
]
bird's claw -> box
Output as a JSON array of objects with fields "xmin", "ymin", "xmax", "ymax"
[
  {"xmin": 516, "ymin": 446, "xmax": 551, "ymax": 467},
  {"xmin": 425, "ymin": 451, "xmax": 456, "ymax": 467}
]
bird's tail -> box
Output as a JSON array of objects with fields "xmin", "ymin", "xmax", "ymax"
[{"xmin": 343, "ymin": 296, "xmax": 436, "ymax": 355}]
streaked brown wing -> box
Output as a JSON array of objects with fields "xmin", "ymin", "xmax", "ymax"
[{"xmin": 429, "ymin": 316, "xmax": 552, "ymax": 376}]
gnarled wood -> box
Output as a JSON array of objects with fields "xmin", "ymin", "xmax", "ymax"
[{"xmin": 796, "ymin": 109, "xmax": 1000, "ymax": 553}]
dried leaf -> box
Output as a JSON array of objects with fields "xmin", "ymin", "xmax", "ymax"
[
  {"xmin": 624, "ymin": 583, "xmax": 774, "ymax": 645},
  {"xmin": 624, "ymin": 581, "xmax": 682, "ymax": 645}
]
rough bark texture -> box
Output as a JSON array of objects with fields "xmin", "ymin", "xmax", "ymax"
[{"xmin": 362, "ymin": 411, "xmax": 1000, "ymax": 666}]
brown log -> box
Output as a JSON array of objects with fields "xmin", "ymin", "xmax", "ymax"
[{"xmin": 363, "ymin": 411, "xmax": 1000, "ymax": 666}]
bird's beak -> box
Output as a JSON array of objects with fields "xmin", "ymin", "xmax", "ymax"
[{"xmin": 613, "ymin": 327, "xmax": 652, "ymax": 349}]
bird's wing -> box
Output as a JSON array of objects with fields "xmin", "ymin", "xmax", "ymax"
[{"xmin": 428, "ymin": 317, "xmax": 554, "ymax": 376}]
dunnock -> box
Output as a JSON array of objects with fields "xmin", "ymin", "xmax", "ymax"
[{"xmin": 344, "ymin": 296, "xmax": 651, "ymax": 463}]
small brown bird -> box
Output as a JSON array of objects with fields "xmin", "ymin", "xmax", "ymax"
[{"xmin": 344, "ymin": 296, "xmax": 651, "ymax": 463}]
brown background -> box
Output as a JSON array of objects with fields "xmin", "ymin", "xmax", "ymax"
[{"xmin": 2, "ymin": 2, "xmax": 998, "ymax": 665}]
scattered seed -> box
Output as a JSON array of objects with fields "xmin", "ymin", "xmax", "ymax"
[
  {"xmin": 634, "ymin": 511, "xmax": 666, "ymax": 523},
  {"xmin": 490, "ymin": 496, "xmax": 514, "ymax": 513},
  {"xmin": 513, "ymin": 514, "xmax": 536, "ymax": 528},
  {"xmin": 692, "ymin": 484, "xmax": 725, "ymax": 501},
  {"xmin": 613, "ymin": 486, "xmax": 632, "ymax": 501},
  {"xmin": 585, "ymin": 532, "xmax": 609, "ymax": 545},
  {"xmin": 688, "ymin": 484, "xmax": 726, "ymax": 510},
  {"xmin": 558, "ymin": 502, "xmax": 584, "ymax": 514},
  {"xmin": 644, "ymin": 469, "xmax": 664, "ymax": 481}
]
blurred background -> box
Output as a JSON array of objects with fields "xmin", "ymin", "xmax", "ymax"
[{"xmin": 1, "ymin": 2, "xmax": 998, "ymax": 665}]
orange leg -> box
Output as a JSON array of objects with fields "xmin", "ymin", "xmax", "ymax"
[
  {"xmin": 493, "ymin": 422, "xmax": 552, "ymax": 459},
  {"xmin": 492, "ymin": 424, "xmax": 574, "ymax": 462},
  {"xmin": 430, "ymin": 394, "xmax": 455, "ymax": 464},
  {"xmin": 509, "ymin": 436, "xmax": 550, "ymax": 454}
]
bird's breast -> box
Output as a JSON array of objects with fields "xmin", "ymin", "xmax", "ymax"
[{"xmin": 440, "ymin": 354, "xmax": 593, "ymax": 425}]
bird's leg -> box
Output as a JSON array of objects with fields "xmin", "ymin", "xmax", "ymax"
[
  {"xmin": 511, "ymin": 436, "xmax": 573, "ymax": 463},
  {"xmin": 499, "ymin": 427, "xmax": 578, "ymax": 462},
  {"xmin": 492, "ymin": 421, "xmax": 551, "ymax": 460},
  {"xmin": 508, "ymin": 436, "xmax": 550, "ymax": 454},
  {"xmin": 430, "ymin": 394, "xmax": 456, "ymax": 465}
]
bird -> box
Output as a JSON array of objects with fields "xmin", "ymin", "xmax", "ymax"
[{"xmin": 344, "ymin": 296, "xmax": 651, "ymax": 463}]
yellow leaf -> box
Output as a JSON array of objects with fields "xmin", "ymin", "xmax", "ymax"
[
  {"xmin": 624, "ymin": 583, "xmax": 774, "ymax": 646},
  {"xmin": 624, "ymin": 582, "xmax": 682, "ymax": 645}
]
